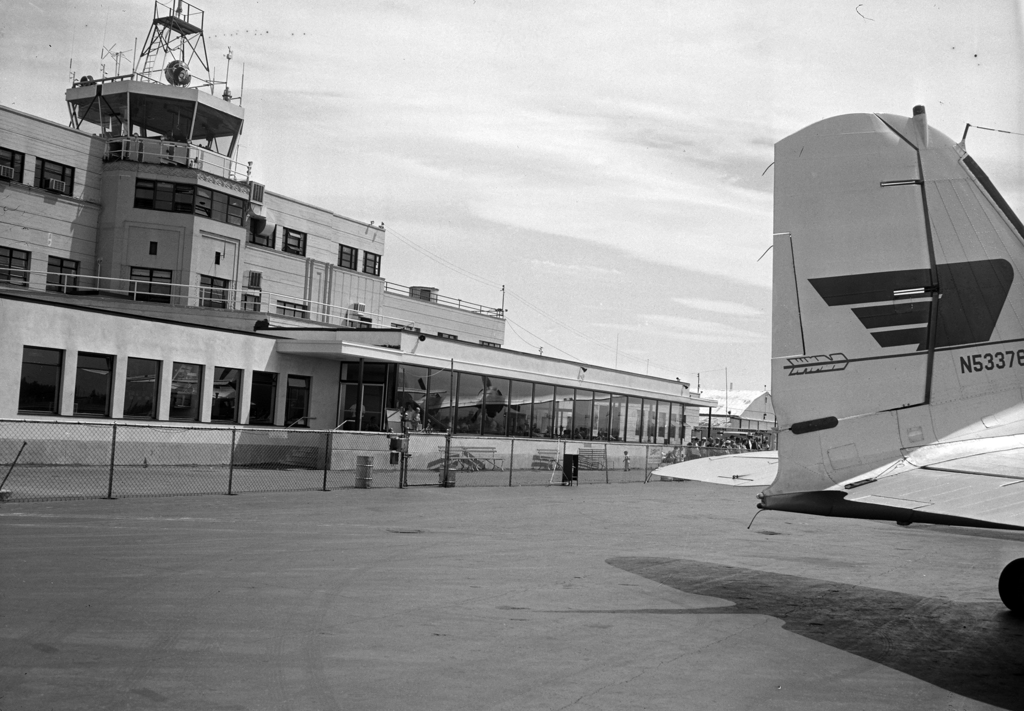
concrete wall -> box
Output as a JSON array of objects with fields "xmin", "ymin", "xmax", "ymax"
[
  {"xmin": 381, "ymin": 292, "xmax": 505, "ymax": 344},
  {"xmin": 0, "ymin": 296, "xmax": 342, "ymax": 427}
]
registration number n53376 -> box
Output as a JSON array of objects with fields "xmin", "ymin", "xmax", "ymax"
[{"xmin": 960, "ymin": 350, "xmax": 1024, "ymax": 373}]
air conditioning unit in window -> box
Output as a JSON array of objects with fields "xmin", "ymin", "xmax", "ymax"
[
  {"xmin": 247, "ymin": 270, "xmax": 263, "ymax": 290},
  {"xmin": 352, "ymin": 302, "xmax": 366, "ymax": 312},
  {"xmin": 0, "ymin": 165, "xmax": 14, "ymax": 181},
  {"xmin": 249, "ymin": 181, "xmax": 265, "ymax": 205},
  {"xmin": 45, "ymin": 178, "xmax": 66, "ymax": 194}
]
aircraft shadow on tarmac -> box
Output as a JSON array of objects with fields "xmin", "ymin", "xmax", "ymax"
[{"xmin": 605, "ymin": 557, "xmax": 1024, "ymax": 711}]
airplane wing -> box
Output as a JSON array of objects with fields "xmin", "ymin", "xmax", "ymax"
[
  {"xmin": 761, "ymin": 434, "xmax": 1024, "ymax": 529},
  {"xmin": 654, "ymin": 451, "xmax": 778, "ymax": 487}
]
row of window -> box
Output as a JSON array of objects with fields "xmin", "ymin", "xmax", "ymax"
[
  {"xmin": 0, "ymin": 248, "xmax": 84, "ymax": 291},
  {"xmin": 1, "ymin": 146, "xmax": 75, "ymax": 196},
  {"xmin": 338, "ymin": 362, "xmax": 688, "ymax": 444},
  {"xmin": 249, "ymin": 214, "xmax": 381, "ymax": 276},
  {"xmin": 18, "ymin": 346, "xmax": 312, "ymax": 426},
  {"xmin": 134, "ymin": 178, "xmax": 245, "ymax": 227}
]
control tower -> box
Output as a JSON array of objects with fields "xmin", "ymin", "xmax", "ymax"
[{"xmin": 64, "ymin": 0, "xmax": 246, "ymax": 181}]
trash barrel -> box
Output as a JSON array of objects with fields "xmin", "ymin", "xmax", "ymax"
[
  {"xmin": 356, "ymin": 455, "xmax": 373, "ymax": 488},
  {"xmin": 562, "ymin": 453, "xmax": 579, "ymax": 485}
]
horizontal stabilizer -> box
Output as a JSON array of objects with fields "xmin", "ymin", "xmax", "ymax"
[{"xmin": 654, "ymin": 451, "xmax": 778, "ymax": 487}]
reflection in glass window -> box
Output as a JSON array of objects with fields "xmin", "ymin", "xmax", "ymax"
[
  {"xmin": 573, "ymin": 390, "xmax": 594, "ymax": 440},
  {"xmin": 19, "ymin": 346, "xmax": 62, "ymax": 414},
  {"xmin": 454, "ymin": 373, "xmax": 484, "ymax": 435},
  {"xmin": 482, "ymin": 377, "xmax": 509, "ymax": 436},
  {"xmin": 657, "ymin": 401, "xmax": 669, "ymax": 442},
  {"xmin": 250, "ymin": 371, "xmax": 278, "ymax": 425},
  {"xmin": 554, "ymin": 387, "xmax": 574, "ymax": 439},
  {"xmin": 533, "ymin": 383, "xmax": 555, "ymax": 438},
  {"xmin": 592, "ymin": 392, "xmax": 611, "ymax": 440},
  {"xmin": 285, "ymin": 376, "xmax": 311, "ymax": 427},
  {"xmin": 626, "ymin": 397, "xmax": 643, "ymax": 442},
  {"xmin": 669, "ymin": 403, "xmax": 683, "ymax": 444},
  {"xmin": 397, "ymin": 365, "xmax": 429, "ymax": 430},
  {"xmin": 211, "ymin": 367, "xmax": 241, "ymax": 422},
  {"xmin": 170, "ymin": 362, "xmax": 202, "ymax": 421},
  {"xmin": 75, "ymin": 352, "xmax": 113, "ymax": 416},
  {"xmin": 609, "ymin": 395, "xmax": 627, "ymax": 441},
  {"xmin": 642, "ymin": 400, "xmax": 657, "ymax": 443},
  {"xmin": 508, "ymin": 380, "xmax": 533, "ymax": 437},
  {"xmin": 425, "ymin": 368, "xmax": 453, "ymax": 432},
  {"xmin": 124, "ymin": 357, "xmax": 160, "ymax": 418}
]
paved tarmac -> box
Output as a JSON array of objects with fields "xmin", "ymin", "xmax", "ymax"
[{"xmin": 1, "ymin": 481, "xmax": 1023, "ymax": 710}]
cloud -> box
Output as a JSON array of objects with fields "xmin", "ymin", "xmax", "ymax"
[{"xmin": 671, "ymin": 297, "xmax": 765, "ymax": 317}]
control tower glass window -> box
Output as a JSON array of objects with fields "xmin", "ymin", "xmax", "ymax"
[{"xmin": 283, "ymin": 228, "xmax": 307, "ymax": 256}]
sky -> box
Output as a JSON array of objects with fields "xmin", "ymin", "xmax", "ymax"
[{"xmin": 2, "ymin": 1, "xmax": 1023, "ymax": 394}]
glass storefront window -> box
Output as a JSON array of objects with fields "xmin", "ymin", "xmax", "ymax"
[
  {"xmin": 669, "ymin": 403, "xmax": 683, "ymax": 444},
  {"xmin": 75, "ymin": 352, "xmax": 113, "ymax": 416},
  {"xmin": 554, "ymin": 387, "xmax": 574, "ymax": 439},
  {"xmin": 397, "ymin": 365, "xmax": 429, "ymax": 430},
  {"xmin": 426, "ymin": 368, "xmax": 453, "ymax": 432},
  {"xmin": 533, "ymin": 383, "xmax": 555, "ymax": 438},
  {"xmin": 454, "ymin": 373, "xmax": 485, "ymax": 435},
  {"xmin": 250, "ymin": 371, "xmax": 277, "ymax": 425},
  {"xmin": 573, "ymin": 389, "xmax": 593, "ymax": 440},
  {"xmin": 642, "ymin": 399, "xmax": 657, "ymax": 442},
  {"xmin": 124, "ymin": 357, "xmax": 160, "ymax": 419},
  {"xmin": 170, "ymin": 362, "xmax": 202, "ymax": 421},
  {"xmin": 609, "ymin": 394, "xmax": 627, "ymax": 441},
  {"xmin": 626, "ymin": 397, "xmax": 643, "ymax": 442},
  {"xmin": 657, "ymin": 401, "xmax": 669, "ymax": 442},
  {"xmin": 19, "ymin": 346, "xmax": 62, "ymax": 414},
  {"xmin": 211, "ymin": 367, "xmax": 241, "ymax": 422},
  {"xmin": 593, "ymin": 392, "xmax": 611, "ymax": 440},
  {"xmin": 507, "ymin": 380, "xmax": 533, "ymax": 436},
  {"xmin": 482, "ymin": 377, "xmax": 509, "ymax": 436},
  {"xmin": 285, "ymin": 376, "xmax": 311, "ymax": 427}
]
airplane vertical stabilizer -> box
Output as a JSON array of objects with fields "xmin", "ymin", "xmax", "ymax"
[{"xmin": 766, "ymin": 107, "xmax": 1024, "ymax": 499}]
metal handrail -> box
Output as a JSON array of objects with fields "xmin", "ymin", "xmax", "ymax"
[
  {"xmin": 383, "ymin": 281, "xmax": 503, "ymax": 319},
  {"xmin": 1, "ymin": 268, "xmax": 416, "ymax": 330},
  {"xmin": 102, "ymin": 137, "xmax": 250, "ymax": 182}
]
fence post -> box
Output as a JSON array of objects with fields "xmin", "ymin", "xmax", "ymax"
[
  {"xmin": 604, "ymin": 442, "xmax": 609, "ymax": 484},
  {"xmin": 508, "ymin": 437, "xmax": 514, "ymax": 487},
  {"xmin": 643, "ymin": 444, "xmax": 649, "ymax": 484},
  {"xmin": 322, "ymin": 430, "xmax": 331, "ymax": 492},
  {"xmin": 227, "ymin": 428, "xmax": 236, "ymax": 495},
  {"xmin": 107, "ymin": 423, "xmax": 117, "ymax": 499},
  {"xmin": 443, "ymin": 429, "xmax": 452, "ymax": 488}
]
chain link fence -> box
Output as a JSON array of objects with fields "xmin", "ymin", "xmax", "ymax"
[{"xmin": 0, "ymin": 419, "xmax": 768, "ymax": 502}]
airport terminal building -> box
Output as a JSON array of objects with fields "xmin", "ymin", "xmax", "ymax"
[{"xmin": 0, "ymin": 2, "xmax": 712, "ymax": 444}]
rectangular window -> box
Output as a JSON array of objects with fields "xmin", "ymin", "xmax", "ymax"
[
  {"xmin": 34, "ymin": 158, "xmax": 75, "ymax": 196},
  {"xmin": 249, "ymin": 221, "xmax": 275, "ymax": 249},
  {"xmin": 532, "ymin": 383, "xmax": 555, "ymax": 438},
  {"xmin": 284, "ymin": 376, "xmax": 311, "ymax": 427},
  {"xmin": 338, "ymin": 244, "xmax": 358, "ymax": 270},
  {"xmin": 130, "ymin": 266, "xmax": 172, "ymax": 303},
  {"xmin": 0, "ymin": 147, "xmax": 26, "ymax": 182},
  {"xmin": 482, "ymin": 377, "xmax": 510, "ymax": 436},
  {"xmin": 276, "ymin": 300, "xmax": 309, "ymax": 319},
  {"xmin": 211, "ymin": 367, "xmax": 242, "ymax": 422},
  {"xmin": 249, "ymin": 371, "xmax": 278, "ymax": 425},
  {"xmin": 124, "ymin": 357, "xmax": 160, "ymax": 419},
  {"xmin": 169, "ymin": 362, "xmax": 202, "ymax": 421},
  {"xmin": 282, "ymin": 228, "xmax": 306, "ymax": 256},
  {"xmin": 508, "ymin": 380, "xmax": 533, "ymax": 437},
  {"xmin": 0, "ymin": 247, "xmax": 31, "ymax": 286},
  {"xmin": 454, "ymin": 372, "xmax": 484, "ymax": 435},
  {"xmin": 573, "ymin": 389, "xmax": 594, "ymax": 440},
  {"xmin": 479, "ymin": 340, "xmax": 501, "ymax": 348},
  {"xmin": 438, "ymin": 332, "xmax": 458, "ymax": 340},
  {"xmin": 19, "ymin": 346, "xmax": 62, "ymax": 414},
  {"xmin": 363, "ymin": 251, "xmax": 381, "ymax": 276},
  {"xmin": 241, "ymin": 292, "xmax": 262, "ymax": 311},
  {"xmin": 199, "ymin": 274, "xmax": 230, "ymax": 308},
  {"xmin": 75, "ymin": 352, "xmax": 114, "ymax": 416},
  {"xmin": 132, "ymin": 178, "xmax": 245, "ymax": 227},
  {"xmin": 554, "ymin": 387, "xmax": 575, "ymax": 439}
]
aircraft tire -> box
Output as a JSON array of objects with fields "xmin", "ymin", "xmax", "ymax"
[{"xmin": 998, "ymin": 558, "xmax": 1024, "ymax": 613}]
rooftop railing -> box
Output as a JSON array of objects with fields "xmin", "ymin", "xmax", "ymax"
[
  {"xmin": 384, "ymin": 281, "xmax": 504, "ymax": 319},
  {"xmin": 0, "ymin": 268, "xmax": 415, "ymax": 331},
  {"xmin": 103, "ymin": 136, "xmax": 250, "ymax": 183}
]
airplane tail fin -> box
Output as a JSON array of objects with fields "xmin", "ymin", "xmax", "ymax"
[{"xmin": 767, "ymin": 106, "xmax": 1024, "ymax": 497}]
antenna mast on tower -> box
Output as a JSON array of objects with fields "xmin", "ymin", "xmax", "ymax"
[{"xmin": 134, "ymin": 0, "xmax": 212, "ymax": 88}]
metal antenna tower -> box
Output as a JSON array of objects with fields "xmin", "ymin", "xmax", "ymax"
[{"xmin": 134, "ymin": 0, "xmax": 212, "ymax": 88}]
